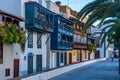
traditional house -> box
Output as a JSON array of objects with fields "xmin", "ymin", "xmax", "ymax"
[
  {"xmin": 0, "ymin": 0, "xmax": 55, "ymax": 79},
  {"xmin": 55, "ymin": 1, "xmax": 95, "ymax": 63},
  {"xmin": 0, "ymin": 10, "xmax": 24, "ymax": 80},
  {"xmin": 50, "ymin": 15, "xmax": 74, "ymax": 68},
  {"xmin": 24, "ymin": 1, "xmax": 54, "ymax": 74}
]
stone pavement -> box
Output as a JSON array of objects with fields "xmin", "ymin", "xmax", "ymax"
[{"xmin": 50, "ymin": 59, "xmax": 120, "ymax": 80}]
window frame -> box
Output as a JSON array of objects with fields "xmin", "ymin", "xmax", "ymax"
[
  {"xmin": 37, "ymin": 32, "xmax": 42, "ymax": 48},
  {"xmin": 5, "ymin": 68, "xmax": 10, "ymax": 77},
  {"xmin": 28, "ymin": 31, "xmax": 33, "ymax": 48}
]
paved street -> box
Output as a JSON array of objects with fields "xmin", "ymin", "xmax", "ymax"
[{"xmin": 50, "ymin": 59, "xmax": 120, "ymax": 80}]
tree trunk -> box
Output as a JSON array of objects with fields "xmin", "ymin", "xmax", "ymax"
[{"xmin": 119, "ymin": 47, "xmax": 120, "ymax": 74}]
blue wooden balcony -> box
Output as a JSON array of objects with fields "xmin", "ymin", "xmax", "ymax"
[
  {"xmin": 25, "ymin": 2, "xmax": 54, "ymax": 33},
  {"xmin": 51, "ymin": 15, "xmax": 74, "ymax": 50}
]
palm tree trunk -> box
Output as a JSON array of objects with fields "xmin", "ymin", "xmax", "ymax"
[{"xmin": 119, "ymin": 47, "xmax": 120, "ymax": 74}]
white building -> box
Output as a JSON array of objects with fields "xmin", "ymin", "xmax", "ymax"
[
  {"xmin": 46, "ymin": 0, "xmax": 60, "ymax": 14},
  {"xmin": 0, "ymin": 10, "xmax": 24, "ymax": 80},
  {"xmin": 0, "ymin": 0, "xmax": 54, "ymax": 79},
  {"xmin": 93, "ymin": 27, "xmax": 114, "ymax": 59}
]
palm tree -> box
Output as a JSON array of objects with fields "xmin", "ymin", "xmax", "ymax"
[
  {"xmin": 100, "ymin": 19, "xmax": 120, "ymax": 49},
  {"xmin": 77, "ymin": 0, "xmax": 120, "ymax": 73},
  {"xmin": 77, "ymin": 0, "xmax": 120, "ymax": 32}
]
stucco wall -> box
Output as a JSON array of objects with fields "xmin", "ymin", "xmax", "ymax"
[
  {"xmin": 20, "ymin": 32, "xmax": 48, "ymax": 76},
  {"xmin": 0, "ymin": 44, "xmax": 21, "ymax": 80},
  {"xmin": 46, "ymin": 0, "xmax": 59, "ymax": 14}
]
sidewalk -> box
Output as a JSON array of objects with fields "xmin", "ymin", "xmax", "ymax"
[{"xmin": 50, "ymin": 59, "xmax": 120, "ymax": 80}]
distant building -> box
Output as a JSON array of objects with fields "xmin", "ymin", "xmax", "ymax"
[
  {"xmin": 55, "ymin": 1, "xmax": 95, "ymax": 63},
  {"xmin": 93, "ymin": 27, "xmax": 113, "ymax": 59},
  {"xmin": 46, "ymin": 0, "xmax": 60, "ymax": 14}
]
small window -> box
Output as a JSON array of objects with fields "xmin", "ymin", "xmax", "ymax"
[
  {"xmin": 95, "ymin": 37, "xmax": 100, "ymax": 47},
  {"xmin": 37, "ymin": 33, "xmax": 42, "ymax": 48},
  {"xmin": 28, "ymin": 31, "xmax": 33, "ymax": 48},
  {"xmin": 5, "ymin": 69, "xmax": 10, "ymax": 77}
]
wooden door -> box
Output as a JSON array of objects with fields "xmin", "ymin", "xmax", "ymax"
[
  {"xmin": 69, "ymin": 53, "xmax": 72, "ymax": 64},
  {"xmin": 80, "ymin": 52, "xmax": 82, "ymax": 62},
  {"xmin": 88, "ymin": 53, "xmax": 90, "ymax": 60},
  {"xmin": 36, "ymin": 55, "xmax": 42, "ymax": 72},
  {"xmin": 14, "ymin": 59, "xmax": 19, "ymax": 78},
  {"xmin": 95, "ymin": 50, "xmax": 100, "ymax": 59},
  {"xmin": 28, "ymin": 56, "xmax": 33, "ymax": 74},
  {"xmin": 56, "ymin": 52, "xmax": 59, "ymax": 67},
  {"xmin": 64, "ymin": 52, "xmax": 67, "ymax": 65}
]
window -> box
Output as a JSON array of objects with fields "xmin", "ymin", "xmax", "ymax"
[
  {"xmin": 84, "ymin": 50, "xmax": 87, "ymax": 59},
  {"xmin": 0, "ymin": 43, "xmax": 3, "ymax": 64},
  {"xmin": 77, "ymin": 52, "xmax": 80, "ymax": 61},
  {"xmin": 62, "ymin": 35, "xmax": 66, "ymax": 45},
  {"xmin": 95, "ymin": 37, "xmax": 100, "ymax": 47},
  {"xmin": 37, "ymin": 33, "xmax": 42, "ymax": 48},
  {"xmin": 5, "ymin": 69, "xmax": 10, "ymax": 77},
  {"xmin": 28, "ymin": 31, "xmax": 33, "ymax": 48},
  {"xmin": 60, "ymin": 52, "xmax": 64, "ymax": 63}
]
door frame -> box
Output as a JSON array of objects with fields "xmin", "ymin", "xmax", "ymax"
[
  {"xmin": 13, "ymin": 59, "xmax": 19, "ymax": 78},
  {"xmin": 28, "ymin": 56, "xmax": 33, "ymax": 74},
  {"xmin": 36, "ymin": 55, "xmax": 42, "ymax": 72},
  {"xmin": 69, "ymin": 53, "xmax": 72, "ymax": 64}
]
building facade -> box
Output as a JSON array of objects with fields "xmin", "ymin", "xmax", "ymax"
[
  {"xmin": 68, "ymin": 19, "xmax": 95, "ymax": 64},
  {"xmin": 50, "ymin": 15, "xmax": 74, "ymax": 68},
  {"xmin": 56, "ymin": 2, "xmax": 95, "ymax": 63},
  {"xmin": 0, "ymin": 10, "xmax": 24, "ymax": 80},
  {"xmin": 0, "ymin": 0, "xmax": 55, "ymax": 79},
  {"xmin": 25, "ymin": 1, "xmax": 54, "ymax": 74}
]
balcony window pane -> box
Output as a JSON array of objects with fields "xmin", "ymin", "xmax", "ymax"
[
  {"xmin": 37, "ymin": 33, "xmax": 42, "ymax": 48},
  {"xmin": 28, "ymin": 31, "xmax": 33, "ymax": 48}
]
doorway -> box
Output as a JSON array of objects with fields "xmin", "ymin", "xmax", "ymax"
[
  {"xmin": 95, "ymin": 50, "xmax": 100, "ymax": 59},
  {"xmin": 69, "ymin": 53, "xmax": 72, "ymax": 64},
  {"xmin": 14, "ymin": 59, "xmax": 19, "ymax": 78},
  {"xmin": 28, "ymin": 56, "xmax": 33, "ymax": 74},
  {"xmin": 36, "ymin": 55, "xmax": 42, "ymax": 72}
]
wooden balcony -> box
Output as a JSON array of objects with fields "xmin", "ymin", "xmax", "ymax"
[
  {"xmin": 25, "ymin": 2, "xmax": 54, "ymax": 33},
  {"xmin": 74, "ymin": 28, "xmax": 81, "ymax": 34},
  {"xmin": 73, "ymin": 42, "xmax": 88, "ymax": 49}
]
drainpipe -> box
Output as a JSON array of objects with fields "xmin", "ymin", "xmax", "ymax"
[
  {"xmin": 46, "ymin": 34, "xmax": 51, "ymax": 69},
  {"xmin": 103, "ymin": 30, "xmax": 106, "ymax": 57},
  {"xmin": 104, "ymin": 37, "xmax": 106, "ymax": 57}
]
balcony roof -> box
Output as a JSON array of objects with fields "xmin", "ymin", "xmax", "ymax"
[
  {"xmin": 0, "ymin": 10, "xmax": 24, "ymax": 21},
  {"xmin": 55, "ymin": 14, "xmax": 74, "ymax": 24},
  {"xmin": 25, "ymin": 1, "xmax": 55, "ymax": 14}
]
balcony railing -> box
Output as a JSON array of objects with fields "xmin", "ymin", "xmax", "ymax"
[
  {"xmin": 73, "ymin": 42, "xmax": 88, "ymax": 49},
  {"xmin": 57, "ymin": 41, "xmax": 72, "ymax": 50},
  {"xmin": 25, "ymin": 2, "xmax": 54, "ymax": 33}
]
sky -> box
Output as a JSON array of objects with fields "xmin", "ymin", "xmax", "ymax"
[{"xmin": 51, "ymin": 0, "xmax": 94, "ymax": 12}]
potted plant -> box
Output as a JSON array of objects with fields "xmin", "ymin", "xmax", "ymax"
[{"xmin": 89, "ymin": 44, "xmax": 96, "ymax": 53}]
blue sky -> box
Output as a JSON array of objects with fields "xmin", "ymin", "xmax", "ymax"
[{"xmin": 52, "ymin": 0, "xmax": 94, "ymax": 12}]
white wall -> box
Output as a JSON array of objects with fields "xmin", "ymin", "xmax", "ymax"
[
  {"xmin": 20, "ymin": 32, "xmax": 48, "ymax": 76},
  {"xmin": 0, "ymin": 44, "xmax": 21, "ymax": 80},
  {"xmin": 46, "ymin": 0, "xmax": 59, "ymax": 14},
  {"xmin": 0, "ymin": 0, "xmax": 49, "ymax": 79}
]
